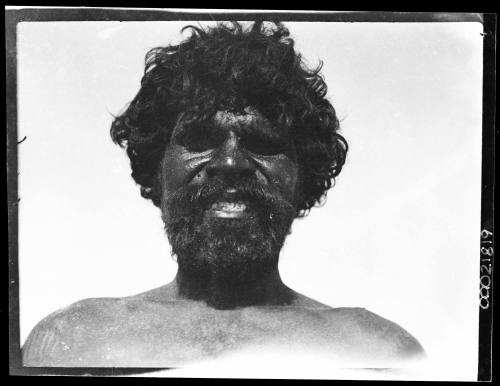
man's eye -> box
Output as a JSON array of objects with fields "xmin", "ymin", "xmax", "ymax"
[
  {"xmin": 176, "ymin": 132, "xmax": 220, "ymax": 152},
  {"xmin": 243, "ymin": 136, "xmax": 287, "ymax": 156}
]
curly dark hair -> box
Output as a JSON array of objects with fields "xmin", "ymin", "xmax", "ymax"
[{"xmin": 110, "ymin": 21, "xmax": 347, "ymax": 217}]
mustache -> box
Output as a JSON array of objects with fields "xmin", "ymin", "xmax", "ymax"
[{"xmin": 166, "ymin": 178, "xmax": 295, "ymax": 216}]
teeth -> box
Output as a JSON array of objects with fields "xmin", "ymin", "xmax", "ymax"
[{"xmin": 211, "ymin": 201, "xmax": 247, "ymax": 212}]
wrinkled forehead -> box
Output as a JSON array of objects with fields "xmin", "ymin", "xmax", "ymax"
[{"xmin": 213, "ymin": 107, "xmax": 268, "ymax": 128}]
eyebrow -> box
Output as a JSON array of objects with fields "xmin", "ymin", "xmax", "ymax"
[
  {"xmin": 173, "ymin": 116, "xmax": 290, "ymax": 142},
  {"xmin": 171, "ymin": 122, "xmax": 219, "ymax": 142},
  {"xmin": 237, "ymin": 117, "xmax": 288, "ymax": 141}
]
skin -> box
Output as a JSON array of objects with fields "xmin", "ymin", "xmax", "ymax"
[{"xmin": 22, "ymin": 108, "xmax": 425, "ymax": 369}]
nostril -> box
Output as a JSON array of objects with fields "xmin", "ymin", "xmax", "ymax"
[
  {"xmin": 224, "ymin": 156, "xmax": 235, "ymax": 167},
  {"xmin": 192, "ymin": 170, "xmax": 206, "ymax": 184},
  {"xmin": 206, "ymin": 155, "xmax": 256, "ymax": 180}
]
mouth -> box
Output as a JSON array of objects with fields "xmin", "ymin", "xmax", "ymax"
[{"xmin": 205, "ymin": 200, "xmax": 250, "ymax": 219}]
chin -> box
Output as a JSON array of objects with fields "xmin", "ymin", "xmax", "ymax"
[{"xmin": 171, "ymin": 213, "xmax": 285, "ymax": 308}]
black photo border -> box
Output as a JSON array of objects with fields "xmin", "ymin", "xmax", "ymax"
[{"xmin": 6, "ymin": 8, "xmax": 495, "ymax": 380}]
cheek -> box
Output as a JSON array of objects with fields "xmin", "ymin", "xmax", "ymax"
[
  {"xmin": 160, "ymin": 152, "xmax": 183, "ymax": 197},
  {"xmin": 160, "ymin": 146, "xmax": 211, "ymax": 197},
  {"xmin": 263, "ymin": 157, "xmax": 299, "ymax": 202}
]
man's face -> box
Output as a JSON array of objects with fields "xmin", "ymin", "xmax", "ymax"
[
  {"xmin": 161, "ymin": 107, "xmax": 299, "ymax": 207},
  {"xmin": 159, "ymin": 107, "xmax": 299, "ymax": 308}
]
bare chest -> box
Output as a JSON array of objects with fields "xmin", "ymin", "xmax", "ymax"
[{"xmin": 73, "ymin": 306, "xmax": 334, "ymax": 366}]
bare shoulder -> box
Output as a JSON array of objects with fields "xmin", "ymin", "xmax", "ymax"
[
  {"xmin": 30, "ymin": 296, "xmax": 131, "ymax": 329},
  {"xmin": 324, "ymin": 307, "xmax": 425, "ymax": 361},
  {"xmin": 127, "ymin": 282, "xmax": 179, "ymax": 303},
  {"xmin": 22, "ymin": 297, "xmax": 131, "ymax": 366}
]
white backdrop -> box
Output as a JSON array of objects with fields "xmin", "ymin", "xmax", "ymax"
[{"xmin": 17, "ymin": 20, "xmax": 483, "ymax": 380}]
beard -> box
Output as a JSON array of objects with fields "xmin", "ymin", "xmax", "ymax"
[{"xmin": 161, "ymin": 178, "xmax": 296, "ymax": 309}]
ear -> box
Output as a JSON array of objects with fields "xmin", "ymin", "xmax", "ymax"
[
  {"xmin": 141, "ymin": 171, "xmax": 162, "ymax": 207},
  {"xmin": 153, "ymin": 172, "xmax": 163, "ymax": 207},
  {"xmin": 292, "ymin": 166, "xmax": 306, "ymax": 216}
]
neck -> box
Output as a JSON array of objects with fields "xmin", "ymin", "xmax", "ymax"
[{"xmin": 175, "ymin": 263, "xmax": 295, "ymax": 309}]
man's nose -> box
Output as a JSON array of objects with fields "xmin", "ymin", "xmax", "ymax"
[{"xmin": 205, "ymin": 132, "xmax": 256, "ymax": 182}]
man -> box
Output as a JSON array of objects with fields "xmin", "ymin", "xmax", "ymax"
[{"xmin": 22, "ymin": 21, "xmax": 424, "ymax": 368}]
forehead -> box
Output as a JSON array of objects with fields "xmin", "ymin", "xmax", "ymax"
[
  {"xmin": 212, "ymin": 107, "xmax": 289, "ymax": 138},
  {"xmin": 213, "ymin": 107, "xmax": 266, "ymax": 127}
]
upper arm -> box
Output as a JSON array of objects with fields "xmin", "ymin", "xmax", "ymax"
[
  {"xmin": 22, "ymin": 298, "xmax": 125, "ymax": 367},
  {"xmin": 354, "ymin": 308, "xmax": 426, "ymax": 362},
  {"xmin": 393, "ymin": 328, "xmax": 426, "ymax": 360},
  {"xmin": 22, "ymin": 318, "xmax": 69, "ymax": 366},
  {"xmin": 22, "ymin": 299, "xmax": 93, "ymax": 366}
]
